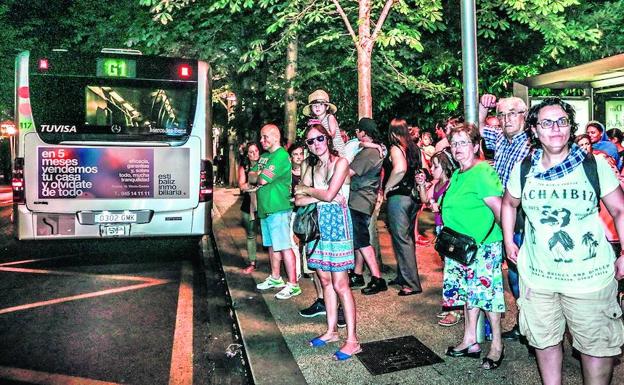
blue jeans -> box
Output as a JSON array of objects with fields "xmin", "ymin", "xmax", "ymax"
[{"xmin": 507, "ymin": 232, "xmax": 523, "ymax": 299}]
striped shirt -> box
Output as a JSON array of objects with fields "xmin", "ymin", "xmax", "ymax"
[
  {"xmin": 482, "ymin": 126, "xmax": 531, "ymax": 187},
  {"xmin": 321, "ymin": 115, "xmax": 346, "ymax": 157}
]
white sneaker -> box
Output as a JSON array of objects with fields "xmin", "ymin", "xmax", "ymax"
[
  {"xmin": 275, "ymin": 283, "xmax": 302, "ymax": 300},
  {"xmin": 256, "ymin": 276, "xmax": 286, "ymax": 290}
]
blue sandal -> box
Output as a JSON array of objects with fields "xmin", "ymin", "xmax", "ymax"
[
  {"xmin": 333, "ymin": 342, "xmax": 362, "ymax": 361},
  {"xmin": 309, "ymin": 335, "xmax": 339, "ymax": 347}
]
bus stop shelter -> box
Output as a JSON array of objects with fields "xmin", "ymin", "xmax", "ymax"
[{"xmin": 513, "ymin": 53, "xmax": 624, "ymax": 129}]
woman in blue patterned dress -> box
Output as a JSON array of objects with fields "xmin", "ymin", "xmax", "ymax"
[{"xmin": 294, "ymin": 124, "xmax": 359, "ymax": 361}]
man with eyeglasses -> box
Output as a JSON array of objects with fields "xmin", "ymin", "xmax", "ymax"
[{"xmin": 479, "ymin": 93, "xmax": 532, "ymax": 342}]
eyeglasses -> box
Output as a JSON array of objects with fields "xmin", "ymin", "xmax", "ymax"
[
  {"xmin": 537, "ymin": 117, "xmax": 570, "ymax": 129},
  {"xmin": 495, "ymin": 111, "xmax": 525, "ymax": 121},
  {"xmin": 450, "ymin": 140, "xmax": 472, "ymax": 148},
  {"xmin": 306, "ymin": 135, "xmax": 326, "ymax": 145}
]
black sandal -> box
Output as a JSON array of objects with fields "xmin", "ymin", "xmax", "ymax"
[{"xmin": 481, "ymin": 347, "xmax": 505, "ymax": 370}]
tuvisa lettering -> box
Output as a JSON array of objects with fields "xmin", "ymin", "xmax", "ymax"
[{"xmin": 39, "ymin": 124, "xmax": 77, "ymax": 133}]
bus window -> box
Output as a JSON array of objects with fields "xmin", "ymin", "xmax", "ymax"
[{"xmin": 29, "ymin": 76, "xmax": 196, "ymax": 143}]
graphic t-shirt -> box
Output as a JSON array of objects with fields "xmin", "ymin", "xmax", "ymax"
[
  {"xmin": 442, "ymin": 162, "xmax": 503, "ymax": 244},
  {"xmin": 252, "ymin": 147, "xmax": 292, "ymax": 219},
  {"xmin": 507, "ymin": 155, "xmax": 620, "ymax": 293}
]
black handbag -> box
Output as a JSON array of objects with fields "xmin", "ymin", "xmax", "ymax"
[
  {"xmin": 434, "ymin": 223, "xmax": 494, "ymax": 265},
  {"xmin": 293, "ymin": 203, "xmax": 320, "ymax": 244},
  {"xmin": 433, "ymin": 178, "xmax": 495, "ymax": 265}
]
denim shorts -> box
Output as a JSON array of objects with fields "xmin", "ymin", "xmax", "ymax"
[{"xmin": 260, "ymin": 210, "xmax": 293, "ymax": 251}]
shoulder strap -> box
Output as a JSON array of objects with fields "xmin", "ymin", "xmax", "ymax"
[
  {"xmin": 479, "ymin": 220, "xmax": 496, "ymax": 245},
  {"xmin": 520, "ymin": 154, "xmax": 532, "ymax": 194},
  {"xmin": 582, "ymin": 153, "xmax": 600, "ymax": 207},
  {"xmin": 438, "ymin": 175, "xmax": 495, "ymax": 243}
]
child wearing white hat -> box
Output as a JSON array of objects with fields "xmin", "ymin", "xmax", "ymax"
[{"xmin": 303, "ymin": 89, "xmax": 346, "ymax": 157}]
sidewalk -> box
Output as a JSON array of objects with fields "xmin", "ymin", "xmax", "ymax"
[{"xmin": 212, "ymin": 187, "xmax": 620, "ymax": 385}]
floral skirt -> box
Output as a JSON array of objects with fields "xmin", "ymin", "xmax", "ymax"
[
  {"xmin": 441, "ymin": 241, "xmax": 506, "ymax": 313},
  {"xmin": 307, "ymin": 202, "xmax": 354, "ymax": 272}
]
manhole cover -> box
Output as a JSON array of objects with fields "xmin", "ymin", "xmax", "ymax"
[{"xmin": 356, "ymin": 335, "xmax": 444, "ymax": 375}]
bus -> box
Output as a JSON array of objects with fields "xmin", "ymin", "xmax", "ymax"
[{"xmin": 12, "ymin": 49, "xmax": 213, "ymax": 240}]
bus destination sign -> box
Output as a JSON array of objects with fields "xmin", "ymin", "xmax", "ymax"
[{"xmin": 96, "ymin": 58, "xmax": 136, "ymax": 78}]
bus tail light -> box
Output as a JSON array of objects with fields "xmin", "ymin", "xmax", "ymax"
[
  {"xmin": 178, "ymin": 64, "xmax": 192, "ymax": 79},
  {"xmin": 38, "ymin": 58, "xmax": 49, "ymax": 71},
  {"xmin": 199, "ymin": 159, "xmax": 213, "ymax": 202},
  {"xmin": 12, "ymin": 158, "xmax": 25, "ymax": 204}
]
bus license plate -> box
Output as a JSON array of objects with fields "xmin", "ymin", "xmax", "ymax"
[
  {"xmin": 101, "ymin": 225, "xmax": 126, "ymax": 237},
  {"xmin": 95, "ymin": 213, "xmax": 137, "ymax": 223}
]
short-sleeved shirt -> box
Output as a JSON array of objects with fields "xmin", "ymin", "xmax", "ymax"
[
  {"xmin": 349, "ymin": 148, "xmax": 383, "ymax": 215},
  {"xmin": 252, "ymin": 147, "xmax": 292, "ymax": 218},
  {"xmin": 441, "ymin": 162, "xmax": 503, "ymax": 244},
  {"xmin": 482, "ymin": 126, "xmax": 531, "ymax": 187},
  {"xmin": 507, "ymin": 155, "xmax": 620, "ymax": 293}
]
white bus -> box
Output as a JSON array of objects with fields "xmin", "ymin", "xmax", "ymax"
[{"xmin": 12, "ymin": 49, "xmax": 213, "ymax": 240}]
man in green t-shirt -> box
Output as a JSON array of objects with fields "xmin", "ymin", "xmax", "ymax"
[{"xmin": 249, "ymin": 124, "xmax": 301, "ymax": 300}]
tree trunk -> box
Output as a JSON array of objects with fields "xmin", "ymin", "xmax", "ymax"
[
  {"xmin": 357, "ymin": 47, "xmax": 373, "ymax": 119},
  {"xmin": 227, "ymin": 126, "xmax": 238, "ymax": 187},
  {"xmin": 358, "ymin": 0, "xmax": 373, "ymax": 119},
  {"xmin": 284, "ymin": 37, "xmax": 298, "ymax": 146}
]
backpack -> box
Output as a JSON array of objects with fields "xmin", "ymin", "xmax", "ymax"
[{"xmin": 516, "ymin": 153, "xmax": 600, "ymax": 232}]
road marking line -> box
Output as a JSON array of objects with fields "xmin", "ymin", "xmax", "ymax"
[
  {"xmin": 0, "ymin": 266, "xmax": 170, "ymax": 283},
  {"xmin": 0, "ymin": 257, "xmax": 173, "ymax": 315},
  {"xmin": 0, "ymin": 281, "xmax": 167, "ymax": 315},
  {"xmin": 0, "ymin": 365, "xmax": 121, "ymax": 385},
  {"xmin": 0, "ymin": 256, "xmax": 81, "ymax": 266},
  {"xmin": 169, "ymin": 261, "xmax": 193, "ymax": 385}
]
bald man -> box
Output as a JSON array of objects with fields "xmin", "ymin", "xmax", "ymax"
[{"xmin": 249, "ymin": 124, "xmax": 301, "ymax": 299}]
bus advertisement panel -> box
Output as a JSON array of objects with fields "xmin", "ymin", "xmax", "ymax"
[{"xmin": 37, "ymin": 147, "xmax": 189, "ymax": 200}]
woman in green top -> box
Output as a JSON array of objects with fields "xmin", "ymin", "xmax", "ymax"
[{"xmin": 442, "ymin": 123, "xmax": 505, "ymax": 370}]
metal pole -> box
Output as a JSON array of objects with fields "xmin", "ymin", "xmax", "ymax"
[
  {"xmin": 461, "ymin": 0, "xmax": 478, "ymax": 126},
  {"xmin": 461, "ymin": 0, "xmax": 486, "ymax": 343}
]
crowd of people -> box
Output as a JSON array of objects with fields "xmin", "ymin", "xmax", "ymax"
[{"xmin": 236, "ymin": 88, "xmax": 624, "ymax": 383}]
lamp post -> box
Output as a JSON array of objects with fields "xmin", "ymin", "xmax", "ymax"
[{"xmin": 219, "ymin": 91, "xmax": 238, "ymax": 186}]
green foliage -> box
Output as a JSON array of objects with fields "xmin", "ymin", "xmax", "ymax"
[{"xmin": 1, "ymin": 0, "xmax": 623, "ymax": 138}]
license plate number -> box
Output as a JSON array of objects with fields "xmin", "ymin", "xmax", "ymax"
[
  {"xmin": 95, "ymin": 213, "xmax": 137, "ymax": 223},
  {"xmin": 101, "ymin": 225, "xmax": 126, "ymax": 236}
]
